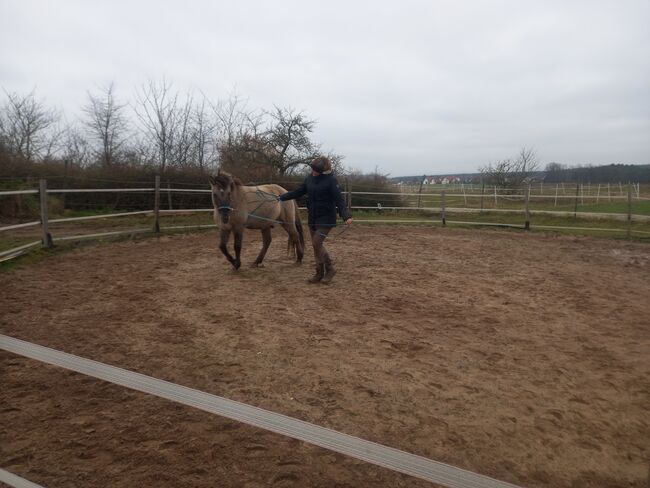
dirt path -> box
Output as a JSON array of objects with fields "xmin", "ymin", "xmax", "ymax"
[{"xmin": 1, "ymin": 226, "xmax": 649, "ymax": 487}]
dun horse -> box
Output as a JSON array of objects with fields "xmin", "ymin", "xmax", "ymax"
[{"xmin": 209, "ymin": 170, "xmax": 304, "ymax": 269}]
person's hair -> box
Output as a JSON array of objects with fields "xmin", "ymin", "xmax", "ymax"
[{"xmin": 310, "ymin": 156, "xmax": 332, "ymax": 174}]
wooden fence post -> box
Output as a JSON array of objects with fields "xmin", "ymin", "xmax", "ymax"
[
  {"xmin": 167, "ymin": 179, "xmax": 173, "ymax": 210},
  {"xmin": 627, "ymin": 183, "xmax": 632, "ymax": 238},
  {"xmin": 347, "ymin": 178, "xmax": 352, "ymax": 209},
  {"xmin": 479, "ymin": 181, "xmax": 485, "ymax": 214},
  {"xmin": 494, "ymin": 185, "xmax": 497, "ymax": 206},
  {"xmin": 417, "ymin": 175, "xmax": 424, "ymax": 209},
  {"xmin": 154, "ymin": 175, "xmax": 161, "ymax": 233},
  {"xmin": 554, "ymin": 184, "xmax": 559, "ymax": 207},
  {"xmin": 524, "ymin": 185, "xmax": 530, "ymax": 230},
  {"xmin": 441, "ymin": 190, "xmax": 446, "ymax": 226},
  {"xmin": 573, "ymin": 183, "xmax": 580, "ymax": 221},
  {"xmin": 39, "ymin": 179, "xmax": 53, "ymax": 248}
]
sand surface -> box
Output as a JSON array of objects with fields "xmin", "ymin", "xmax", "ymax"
[{"xmin": 1, "ymin": 226, "xmax": 649, "ymax": 487}]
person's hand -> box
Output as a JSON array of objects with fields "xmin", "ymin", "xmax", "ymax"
[{"xmin": 345, "ymin": 218, "xmax": 353, "ymax": 225}]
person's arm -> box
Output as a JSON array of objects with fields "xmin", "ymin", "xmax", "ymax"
[
  {"xmin": 331, "ymin": 177, "xmax": 352, "ymax": 222},
  {"xmin": 279, "ymin": 180, "xmax": 307, "ymax": 201}
]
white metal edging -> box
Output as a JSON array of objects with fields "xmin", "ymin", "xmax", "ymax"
[
  {"xmin": 0, "ymin": 468, "xmax": 45, "ymax": 488},
  {"xmin": 0, "ymin": 334, "xmax": 523, "ymax": 488}
]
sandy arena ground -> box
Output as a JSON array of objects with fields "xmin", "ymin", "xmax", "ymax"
[{"xmin": 1, "ymin": 225, "xmax": 649, "ymax": 487}]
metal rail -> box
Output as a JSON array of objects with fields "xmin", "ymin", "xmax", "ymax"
[{"xmin": 0, "ymin": 334, "xmax": 523, "ymax": 488}]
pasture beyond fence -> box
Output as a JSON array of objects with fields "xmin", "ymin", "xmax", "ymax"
[{"xmin": 1, "ymin": 177, "xmax": 649, "ymax": 262}]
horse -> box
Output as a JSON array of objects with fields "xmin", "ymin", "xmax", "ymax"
[{"xmin": 209, "ymin": 170, "xmax": 305, "ymax": 270}]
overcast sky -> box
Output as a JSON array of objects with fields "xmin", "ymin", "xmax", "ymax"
[{"xmin": 1, "ymin": 0, "xmax": 649, "ymax": 175}]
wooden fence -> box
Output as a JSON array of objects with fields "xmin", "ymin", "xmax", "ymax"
[{"xmin": 1, "ymin": 179, "xmax": 648, "ymax": 262}]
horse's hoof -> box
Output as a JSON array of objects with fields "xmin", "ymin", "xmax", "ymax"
[{"xmin": 250, "ymin": 262, "xmax": 264, "ymax": 268}]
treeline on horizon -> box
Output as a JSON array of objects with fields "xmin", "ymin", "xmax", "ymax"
[{"xmin": 396, "ymin": 163, "xmax": 650, "ymax": 185}]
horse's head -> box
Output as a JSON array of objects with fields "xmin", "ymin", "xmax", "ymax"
[{"xmin": 209, "ymin": 170, "xmax": 239, "ymax": 224}]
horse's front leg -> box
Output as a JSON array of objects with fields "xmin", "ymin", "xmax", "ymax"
[
  {"xmin": 251, "ymin": 227, "xmax": 272, "ymax": 267},
  {"xmin": 233, "ymin": 231, "xmax": 243, "ymax": 270},
  {"xmin": 219, "ymin": 229, "xmax": 238, "ymax": 269}
]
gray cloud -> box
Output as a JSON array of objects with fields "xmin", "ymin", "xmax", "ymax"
[{"xmin": 1, "ymin": 0, "xmax": 648, "ymax": 175}]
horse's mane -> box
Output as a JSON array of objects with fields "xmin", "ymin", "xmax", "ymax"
[{"xmin": 212, "ymin": 171, "xmax": 243, "ymax": 187}]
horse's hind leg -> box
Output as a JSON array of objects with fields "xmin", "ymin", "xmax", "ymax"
[
  {"xmin": 282, "ymin": 222, "xmax": 303, "ymax": 264},
  {"xmin": 251, "ymin": 227, "xmax": 272, "ymax": 267},
  {"xmin": 219, "ymin": 229, "xmax": 239, "ymax": 270}
]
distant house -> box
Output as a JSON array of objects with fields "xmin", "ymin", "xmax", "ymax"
[{"xmin": 441, "ymin": 176, "xmax": 460, "ymax": 184}]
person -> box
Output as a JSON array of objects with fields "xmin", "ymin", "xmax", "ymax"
[{"xmin": 279, "ymin": 156, "xmax": 353, "ymax": 284}]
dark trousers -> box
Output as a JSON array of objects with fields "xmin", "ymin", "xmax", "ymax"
[{"xmin": 309, "ymin": 226, "xmax": 331, "ymax": 266}]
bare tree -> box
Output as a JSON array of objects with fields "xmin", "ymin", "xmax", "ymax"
[
  {"xmin": 62, "ymin": 122, "xmax": 91, "ymax": 167},
  {"xmin": 134, "ymin": 78, "xmax": 179, "ymax": 172},
  {"xmin": 191, "ymin": 96, "xmax": 219, "ymax": 171},
  {"xmin": 82, "ymin": 82, "xmax": 128, "ymax": 166},
  {"xmin": 134, "ymin": 78, "xmax": 199, "ymax": 172},
  {"xmin": 262, "ymin": 106, "xmax": 320, "ymax": 175},
  {"xmin": 0, "ymin": 88, "xmax": 60, "ymax": 160},
  {"xmin": 479, "ymin": 146, "xmax": 541, "ymax": 188},
  {"xmin": 217, "ymin": 105, "xmax": 326, "ymax": 178},
  {"xmin": 174, "ymin": 93, "xmax": 194, "ymax": 168}
]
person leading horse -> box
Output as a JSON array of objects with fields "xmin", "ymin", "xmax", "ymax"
[{"xmin": 279, "ymin": 156, "xmax": 352, "ymax": 284}]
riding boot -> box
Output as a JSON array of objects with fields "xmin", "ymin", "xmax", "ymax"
[
  {"xmin": 321, "ymin": 258, "xmax": 337, "ymax": 284},
  {"xmin": 307, "ymin": 263, "xmax": 325, "ymax": 284}
]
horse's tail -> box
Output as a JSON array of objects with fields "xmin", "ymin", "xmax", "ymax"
[
  {"xmin": 295, "ymin": 203, "xmax": 305, "ymax": 248},
  {"xmin": 287, "ymin": 201, "xmax": 305, "ymax": 258}
]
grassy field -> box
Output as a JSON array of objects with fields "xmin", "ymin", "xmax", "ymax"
[{"xmin": 358, "ymin": 191, "xmax": 650, "ymax": 216}]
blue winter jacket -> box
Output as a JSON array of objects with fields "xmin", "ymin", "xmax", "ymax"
[{"xmin": 280, "ymin": 173, "xmax": 351, "ymax": 228}]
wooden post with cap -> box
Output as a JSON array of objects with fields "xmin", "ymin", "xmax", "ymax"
[
  {"xmin": 524, "ymin": 185, "xmax": 531, "ymax": 230},
  {"xmin": 154, "ymin": 175, "xmax": 161, "ymax": 233},
  {"xmin": 39, "ymin": 179, "xmax": 53, "ymax": 248},
  {"xmin": 441, "ymin": 190, "xmax": 446, "ymax": 226}
]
